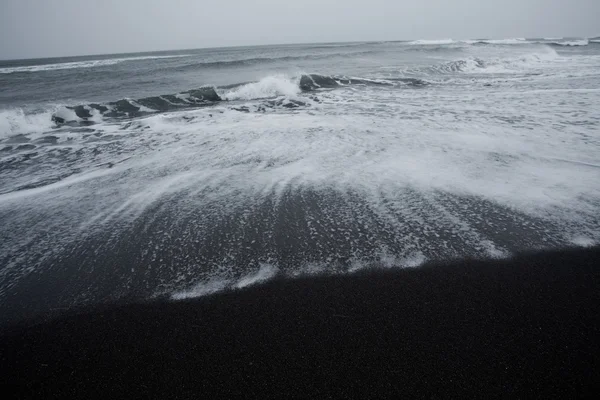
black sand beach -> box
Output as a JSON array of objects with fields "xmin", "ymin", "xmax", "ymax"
[{"xmin": 1, "ymin": 246, "xmax": 598, "ymax": 399}]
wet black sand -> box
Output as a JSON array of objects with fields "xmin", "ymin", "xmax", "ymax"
[
  {"xmin": 1, "ymin": 246, "xmax": 599, "ymax": 398},
  {"xmin": 1, "ymin": 189, "xmax": 584, "ymax": 325}
]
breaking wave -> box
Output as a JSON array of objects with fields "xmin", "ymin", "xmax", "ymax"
[
  {"xmin": 408, "ymin": 38, "xmax": 529, "ymax": 46},
  {"xmin": 0, "ymin": 42, "xmax": 563, "ymax": 133},
  {"xmin": 476, "ymin": 38, "xmax": 527, "ymax": 45},
  {"xmin": 409, "ymin": 47, "xmax": 558, "ymax": 76},
  {"xmin": 1, "ymin": 42, "xmax": 561, "ymax": 134},
  {"xmin": 409, "ymin": 39, "xmax": 455, "ymax": 45},
  {"xmin": 50, "ymin": 87, "xmax": 222, "ymax": 124},
  {"xmin": 407, "ymin": 38, "xmax": 593, "ymax": 47},
  {"xmin": 475, "ymin": 38, "xmax": 592, "ymax": 47},
  {"xmin": 0, "ymin": 108, "xmax": 56, "ymax": 139},
  {"xmin": 221, "ymin": 75, "xmax": 302, "ymax": 100},
  {"xmin": 548, "ymin": 39, "xmax": 590, "ymax": 47},
  {"xmin": 0, "ymin": 45, "xmax": 559, "ymax": 132},
  {"xmin": 45, "ymin": 74, "xmax": 428, "ymax": 125},
  {"xmin": 298, "ymin": 74, "xmax": 427, "ymax": 91}
]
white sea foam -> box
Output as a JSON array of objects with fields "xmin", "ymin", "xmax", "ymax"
[
  {"xmin": 221, "ymin": 75, "xmax": 301, "ymax": 100},
  {"xmin": 170, "ymin": 264, "xmax": 279, "ymax": 300},
  {"xmin": 551, "ymin": 39, "xmax": 589, "ymax": 46},
  {"xmin": 84, "ymin": 106, "xmax": 105, "ymax": 124},
  {"xmin": 0, "ymin": 59, "xmax": 121, "ymax": 74},
  {"xmin": 428, "ymin": 47, "xmax": 558, "ymax": 76},
  {"xmin": 375, "ymin": 251, "xmax": 427, "ymax": 269},
  {"xmin": 171, "ymin": 252, "xmax": 429, "ymax": 300},
  {"xmin": 414, "ymin": 38, "xmax": 587, "ymax": 47},
  {"xmin": 478, "ymin": 38, "xmax": 527, "ymax": 45},
  {"xmin": 0, "ymin": 55, "xmax": 191, "ymax": 74},
  {"xmin": 570, "ymin": 236, "xmax": 597, "ymax": 248},
  {"xmin": 0, "ymin": 108, "xmax": 55, "ymax": 138},
  {"xmin": 234, "ymin": 264, "xmax": 279, "ymax": 289},
  {"xmin": 171, "ymin": 277, "xmax": 231, "ymax": 300},
  {"xmin": 409, "ymin": 39, "xmax": 455, "ymax": 45},
  {"xmin": 0, "ymin": 167, "xmax": 122, "ymax": 204},
  {"xmin": 128, "ymin": 100, "xmax": 157, "ymax": 113}
]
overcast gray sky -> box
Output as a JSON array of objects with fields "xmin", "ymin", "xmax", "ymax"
[{"xmin": 1, "ymin": 0, "xmax": 598, "ymax": 59}]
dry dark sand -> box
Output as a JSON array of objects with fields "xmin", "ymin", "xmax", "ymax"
[{"xmin": 1, "ymin": 246, "xmax": 599, "ymax": 399}]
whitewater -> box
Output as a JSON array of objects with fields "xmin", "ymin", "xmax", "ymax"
[{"xmin": 1, "ymin": 38, "xmax": 599, "ymax": 323}]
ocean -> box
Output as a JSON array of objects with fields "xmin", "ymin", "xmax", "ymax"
[{"xmin": 1, "ymin": 38, "xmax": 599, "ymax": 323}]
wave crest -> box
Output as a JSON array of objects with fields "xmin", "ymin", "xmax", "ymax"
[
  {"xmin": 51, "ymin": 87, "xmax": 221, "ymax": 124},
  {"xmin": 221, "ymin": 75, "xmax": 301, "ymax": 100},
  {"xmin": 409, "ymin": 39, "xmax": 455, "ymax": 45},
  {"xmin": 476, "ymin": 38, "xmax": 527, "ymax": 45},
  {"xmin": 299, "ymin": 74, "xmax": 427, "ymax": 91},
  {"xmin": 0, "ymin": 55, "xmax": 191, "ymax": 74},
  {"xmin": 0, "ymin": 108, "xmax": 55, "ymax": 139},
  {"xmin": 46, "ymin": 74, "xmax": 428, "ymax": 125},
  {"xmin": 549, "ymin": 39, "xmax": 589, "ymax": 47}
]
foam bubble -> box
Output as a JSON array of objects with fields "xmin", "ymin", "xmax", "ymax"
[
  {"xmin": 170, "ymin": 251, "xmax": 429, "ymax": 300},
  {"xmin": 378, "ymin": 251, "xmax": 427, "ymax": 269},
  {"xmin": 570, "ymin": 236, "xmax": 597, "ymax": 248},
  {"xmin": 170, "ymin": 263, "xmax": 279, "ymax": 300},
  {"xmin": 171, "ymin": 278, "xmax": 231, "ymax": 300},
  {"xmin": 235, "ymin": 264, "xmax": 279, "ymax": 289}
]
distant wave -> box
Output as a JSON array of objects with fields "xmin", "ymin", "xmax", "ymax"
[
  {"xmin": 407, "ymin": 38, "xmax": 593, "ymax": 47},
  {"xmin": 0, "ymin": 55, "xmax": 192, "ymax": 74},
  {"xmin": 408, "ymin": 39, "xmax": 455, "ymax": 45},
  {"xmin": 403, "ymin": 46, "xmax": 558, "ymax": 77},
  {"xmin": 459, "ymin": 38, "xmax": 529, "ymax": 45},
  {"xmin": 549, "ymin": 39, "xmax": 589, "ymax": 47},
  {"xmin": 477, "ymin": 38, "xmax": 589, "ymax": 47},
  {"xmin": 486, "ymin": 38, "xmax": 527, "ymax": 44},
  {"xmin": 407, "ymin": 38, "xmax": 529, "ymax": 46},
  {"xmin": 471, "ymin": 38, "xmax": 589, "ymax": 47},
  {"xmin": 1, "ymin": 51, "xmax": 383, "ymax": 75},
  {"xmin": 298, "ymin": 74, "xmax": 427, "ymax": 91},
  {"xmin": 298, "ymin": 42, "xmax": 370, "ymax": 50},
  {"xmin": 176, "ymin": 50, "xmax": 380, "ymax": 71}
]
